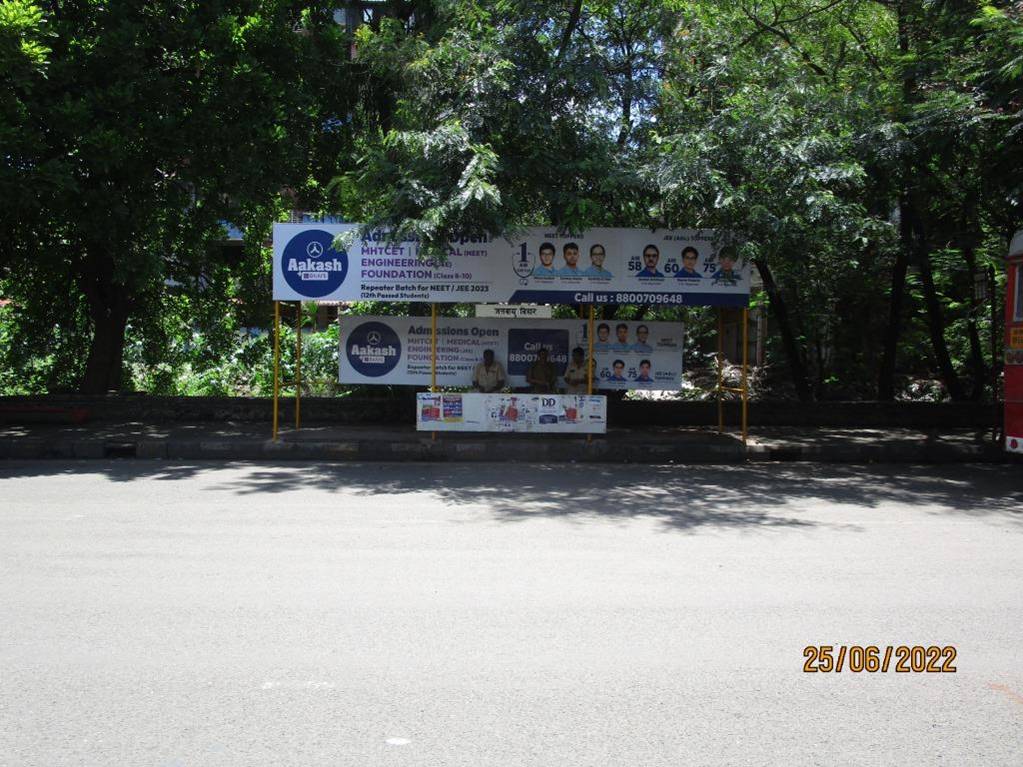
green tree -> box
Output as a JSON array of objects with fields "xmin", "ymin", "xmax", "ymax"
[{"xmin": 0, "ymin": 1, "xmax": 353, "ymax": 393}]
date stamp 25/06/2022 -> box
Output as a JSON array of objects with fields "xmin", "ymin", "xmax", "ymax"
[{"xmin": 803, "ymin": 645, "xmax": 957, "ymax": 673}]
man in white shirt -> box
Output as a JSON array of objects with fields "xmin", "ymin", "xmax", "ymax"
[{"xmin": 472, "ymin": 349, "xmax": 506, "ymax": 393}]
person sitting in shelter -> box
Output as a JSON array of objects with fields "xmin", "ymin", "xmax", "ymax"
[
  {"xmin": 563, "ymin": 347, "xmax": 593, "ymax": 394},
  {"xmin": 472, "ymin": 349, "xmax": 506, "ymax": 393},
  {"xmin": 526, "ymin": 348, "xmax": 558, "ymax": 393}
]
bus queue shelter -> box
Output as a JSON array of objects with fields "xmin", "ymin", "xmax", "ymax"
[{"xmin": 270, "ymin": 224, "xmax": 751, "ymax": 441}]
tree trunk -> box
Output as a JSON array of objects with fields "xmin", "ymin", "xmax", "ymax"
[
  {"xmin": 754, "ymin": 259, "xmax": 813, "ymax": 402},
  {"xmin": 80, "ymin": 304, "xmax": 128, "ymax": 394},
  {"xmin": 78, "ymin": 250, "xmax": 130, "ymax": 394},
  {"xmin": 877, "ymin": 200, "xmax": 910, "ymax": 400},
  {"xmin": 879, "ymin": 4, "xmax": 916, "ymax": 400},
  {"xmin": 914, "ymin": 242, "xmax": 966, "ymax": 401},
  {"xmin": 960, "ymin": 244, "xmax": 988, "ymax": 400}
]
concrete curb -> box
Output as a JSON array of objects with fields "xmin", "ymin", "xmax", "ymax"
[{"xmin": 0, "ymin": 434, "xmax": 1013, "ymax": 463}]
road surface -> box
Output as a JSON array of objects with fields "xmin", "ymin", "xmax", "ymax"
[{"xmin": 1, "ymin": 461, "xmax": 1021, "ymax": 766}]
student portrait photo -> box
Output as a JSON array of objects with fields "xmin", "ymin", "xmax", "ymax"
[
  {"xmin": 594, "ymin": 322, "xmax": 612, "ymax": 351},
  {"xmin": 534, "ymin": 242, "xmax": 558, "ymax": 277},
  {"xmin": 609, "ymin": 359, "xmax": 628, "ymax": 382},
  {"xmin": 559, "ymin": 242, "xmax": 582, "ymax": 277},
  {"xmin": 635, "ymin": 359, "xmax": 653, "ymax": 383},
  {"xmin": 631, "ymin": 325, "xmax": 652, "ymax": 353},
  {"xmin": 711, "ymin": 247, "xmax": 742, "ymax": 286},
  {"xmin": 676, "ymin": 246, "xmax": 703, "ymax": 280},
  {"xmin": 585, "ymin": 243, "xmax": 613, "ymax": 278},
  {"xmin": 611, "ymin": 323, "xmax": 631, "ymax": 352},
  {"xmin": 636, "ymin": 243, "xmax": 664, "ymax": 278}
]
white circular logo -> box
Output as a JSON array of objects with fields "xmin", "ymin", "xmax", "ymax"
[
  {"xmin": 367, "ymin": 331, "xmax": 382, "ymax": 345},
  {"xmin": 307, "ymin": 241, "xmax": 324, "ymax": 257}
]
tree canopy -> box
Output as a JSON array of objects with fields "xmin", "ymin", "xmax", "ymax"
[{"xmin": 1, "ymin": 0, "xmax": 1020, "ymax": 400}]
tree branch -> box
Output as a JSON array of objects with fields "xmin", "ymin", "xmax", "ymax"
[{"xmin": 554, "ymin": 0, "xmax": 585, "ymax": 66}]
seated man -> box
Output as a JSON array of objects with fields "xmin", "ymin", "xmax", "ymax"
[
  {"xmin": 472, "ymin": 349, "xmax": 506, "ymax": 393},
  {"xmin": 526, "ymin": 348, "xmax": 558, "ymax": 393},
  {"xmin": 563, "ymin": 347, "xmax": 593, "ymax": 394}
]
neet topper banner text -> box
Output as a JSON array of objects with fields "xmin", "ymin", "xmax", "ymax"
[
  {"xmin": 273, "ymin": 224, "xmax": 749, "ymax": 306},
  {"xmin": 339, "ymin": 316, "xmax": 684, "ymax": 391}
]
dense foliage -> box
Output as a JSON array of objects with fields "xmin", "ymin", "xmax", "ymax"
[{"xmin": 1, "ymin": 0, "xmax": 1020, "ymax": 400}]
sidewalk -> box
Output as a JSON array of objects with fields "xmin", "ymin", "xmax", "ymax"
[{"xmin": 0, "ymin": 421, "xmax": 1012, "ymax": 463}]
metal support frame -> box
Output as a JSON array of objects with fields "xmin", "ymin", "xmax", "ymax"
[
  {"xmin": 272, "ymin": 301, "xmax": 280, "ymax": 440},
  {"xmin": 271, "ymin": 300, "xmax": 305, "ymax": 439},
  {"xmin": 271, "ymin": 296, "xmax": 750, "ymax": 443},
  {"xmin": 588, "ymin": 304, "xmax": 595, "ymax": 443},
  {"xmin": 587, "ymin": 305, "xmax": 595, "ymax": 395},
  {"xmin": 295, "ymin": 302, "xmax": 302, "ymax": 430},
  {"xmin": 715, "ymin": 306, "xmax": 750, "ymax": 443},
  {"xmin": 431, "ymin": 304, "xmax": 438, "ymax": 440}
]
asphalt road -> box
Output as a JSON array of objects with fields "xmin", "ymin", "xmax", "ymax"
[{"xmin": 1, "ymin": 461, "xmax": 1021, "ymax": 766}]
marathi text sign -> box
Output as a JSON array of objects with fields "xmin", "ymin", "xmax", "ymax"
[
  {"xmin": 339, "ymin": 316, "xmax": 683, "ymax": 391},
  {"xmin": 416, "ymin": 393, "xmax": 607, "ymax": 433},
  {"xmin": 273, "ymin": 224, "xmax": 749, "ymax": 306},
  {"xmin": 475, "ymin": 304, "xmax": 552, "ymax": 319}
]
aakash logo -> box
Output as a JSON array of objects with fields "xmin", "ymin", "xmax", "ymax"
[
  {"xmin": 282, "ymin": 229, "xmax": 348, "ymax": 298},
  {"xmin": 347, "ymin": 321, "xmax": 401, "ymax": 377}
]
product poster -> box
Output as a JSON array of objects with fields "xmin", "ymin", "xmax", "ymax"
[{"xmin": 416, "ymin": 393, "xmax": 607, "ymax": 433}]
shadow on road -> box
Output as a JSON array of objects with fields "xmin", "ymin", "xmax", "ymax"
[{"xmin": 2, "ymin": 461, "xmax": 1020, "ymax": 534}]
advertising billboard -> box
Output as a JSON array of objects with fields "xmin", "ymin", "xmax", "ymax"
[
  {"xmin": 273, "ymin": 224, "xmax": 749, "ymax": 306},
  {"xmin": 339, "ymin": 316, "xmax": 683, "ymax": 391}
]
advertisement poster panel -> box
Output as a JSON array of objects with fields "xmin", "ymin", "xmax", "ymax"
[
  {"xmin": 274, "ymin": 224, "xmax": 748, "ymax": 306},
  {"xmin": 339, "ymin": 316, "xmax": 683, "ymax": 391},
  {"xmin": 416, "ymin": 393, "xmax": 607, "ymax": 433}
]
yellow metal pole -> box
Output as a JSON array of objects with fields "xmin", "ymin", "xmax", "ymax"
[
  {"xmin": 741, "ymin": 307, "xmax": 749, "ymax": 444},
  {"xmin": 587, "ymin": 305, "xmax": 595, "ymax": 395},
  {"xmin": 431, "ymin": 304, "xmax": 437, "ymax": 441},
  {"xmin": 587, "ymin": 304, "xmax": 595, "ymax": 444},
  {"xmin": 431, "ymin": 304, "xmax": 437, "ymax": 392},
  {"xmin": 295, "ymin": 301, "xmax": 302, "ymax": 430},
  {"xmin": 272, "ymin": 300, "xmax": 280, "ymax": 440},
  {"xmin": 717, "ymin": 308, "xmax": 724, "ymax": 434}
]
